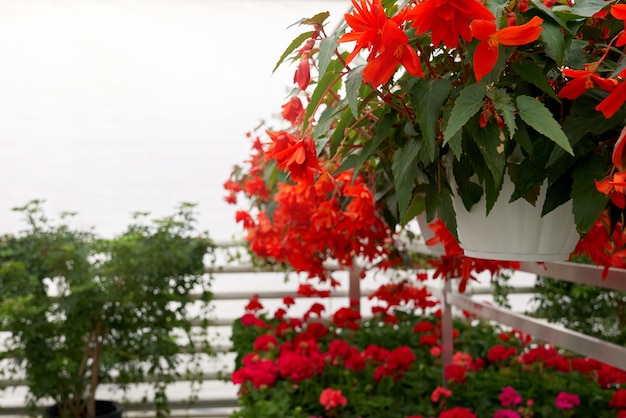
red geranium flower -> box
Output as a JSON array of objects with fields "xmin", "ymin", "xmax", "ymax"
[
  {"xmin": 438, "ymin": 407, "xmax": 477, "ymax": 418},
  {"xmin": 610, "ymin": 389, "xmax": 626, "ymax": 408},
  {"xmin": 319, "ymin": 387, "xmax": 348, "ymax": 410}
]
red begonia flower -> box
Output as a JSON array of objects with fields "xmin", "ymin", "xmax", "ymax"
[
  {"xmin": 265, "ymin": 130, "xmax": 321, "ymax": 183},
  {"xmin": 406, "ymin": 0, "xmax": 495, "ymax": 49},
  {"xmin": 611, "ymin": 4, "xmax": 626, "ymax": 46},
  {"xmin": 558, "ymin": 65, "xmax": 617, "ymax": 100},
  {"xmin": 471, "ymin": 16, "xmax": 543, "ymax": 82},
  {"xmin": 280, "ymin": 96, "xmax": 304, "ymax": 125},
  {"xmin": 596, "ymin": 79, "xmax": 626, "ymax": 119},
  {"xmin": 338, "ymin": 0, "xmax": 389, "ymax": 64},
  {"xmin": 595, "ymin": 171, "xmax": 626, "ymax": 209},
  {"xmin": 612, "ymin": 126, "xmax": 626, "ymax": 171},
  {"xmin": 362, "ymin": 19, "xmax": 423, "ymax": 87}
]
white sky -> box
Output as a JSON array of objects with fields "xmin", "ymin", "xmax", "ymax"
[{"xmin": 0, "ymin": 0, "xmax": 348, "ymax": 240}]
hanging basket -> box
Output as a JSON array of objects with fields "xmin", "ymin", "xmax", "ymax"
[{"xmin": 451, "ymin": 172, "xmax": 580, "ymax": 262}]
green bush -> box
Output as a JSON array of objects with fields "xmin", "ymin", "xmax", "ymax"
[{"xmin": 0, "ymin": 200, "xmax": 214, "ymax": 418}]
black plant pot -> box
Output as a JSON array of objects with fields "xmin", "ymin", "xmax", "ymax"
[{"xmin": 44, "ymin": 400, "xmax": 123, "ymax": 418}]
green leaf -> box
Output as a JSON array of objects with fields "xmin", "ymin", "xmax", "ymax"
[
  {"xmin": 513, "ymin": 122, "xmax": 534, "ymax": 157},
  {"xmin": 336, "ymin": 112, "xmax": 393, "ymax": 175},
  {"xmin": 484, "ymin": 166, "xmax": 504, "ymax": 215},
  {"xmin": 511, "ymin": 61, "xmax": 560, "ymax": 101},
  {"xmin": 272, "ymin": 31, "xmax": 314, "ymax": 73},
  {"xmin": 571, "ymin": 154, "xmax": 610, "ymax": 233},
  {"xmin": 487, "ymin": 88, "xmax": 517, "ymax": 138},
  {"xmin": 392, "ymin": 140, "xmax": 422, "ymax": 219},
  {"xmin": 453, "ymin": 157, "xmax": 483, "ymax": 212},
  {"xmin": 543, "ymin": 171, "xmax": 573, "ymax": 216},
  {"xmin": 508, "ymin": 160, "xmax": 543, "ymax": 205},
  {"xmin": 299, "ymin": 11, "xmax": 330, "ymax": 26},
  {"xmin": 303, "ymin": 59, "xmax": 343, "ymax": 131},
  {"xmin": 486, "ymin": 0, "xmax": 510, "ymax": 23},
  {"xmin": 539, "ymin": 21, "xmax": 566, "ymax": 66},
  {"xmin": 317, "ymin": 35, "xmax": 338, "ymax": 81},
  {"xmin": 466, "ymin": 118, "xmax": 506, "ymax": 187},
  {"xmin": 401, "ymin": 194, "xmax": 426, "ymax": 225},
  {"xmin": 411, "ymin": 79, "xmax": 452, "ymax": 163},
  {"xmin": 571, "ymin": 0, "xmax": 610, "ymax": 17},
  {"xmin": 443, "ymin": 83, "xmax": 486, "ymax": 144},
  {"xmin": 530, "ymin": 0, "xmax": 570, "ymax": 31},
  {"xmin": 426, "ymin": 181, "xmax": 458, "ymax": 240},
  {"xmin": 516, "ymin": 95, "xmax": 573, "ymax": 155},
  {"xmin": 329, "ymin": 108, "xmax": 354, "ymax": 157},
  {"xmin": 346, "ymin": 65, "xmax": 365, "ymax": 118}
]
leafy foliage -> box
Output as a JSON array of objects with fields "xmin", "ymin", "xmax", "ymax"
[{"xmin": 0, "ymin": 200, "xmax": 214, "ymax": 418}]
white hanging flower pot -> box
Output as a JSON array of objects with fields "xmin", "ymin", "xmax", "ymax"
[{"xmin": 451, "ymin": 171, "xmax": 580, "ymax": 262}]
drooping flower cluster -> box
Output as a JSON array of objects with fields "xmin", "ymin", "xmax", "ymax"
[{"xmin": 226, "ymin": 128, "xmax": 392, "ymax": 284}]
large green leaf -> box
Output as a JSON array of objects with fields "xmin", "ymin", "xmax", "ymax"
[
  {"xmin": 511, "ymin": 61, "xmax": 560, "ymax": 101},
  {"xmin": 317, "ymin": 35, "xmax": 338, "ymax": 82},
  {"xmin": 443, "ymin": 83, "xmax": 486, "ymax": 144},
  {"xmin": 425, "ymin": 181, "xmax": 458, "ymax": 240},
  {"xmin": 412, "ymin": 79, "xmax": 452, "ymax": 163},
  {"xmin": 392, "ymin": 140, "xmax": 422, "ymax": 219},
  {"xmin": 303, "ymin": 59, "xmax": 344, "ymax": 131},
  {"xmin": 329, "ymin": 108, "xmax": 354, "ymax": 157},
  {"xmin": 345, "ymin": 65, "xmax": 365, "ymax": 118},
  {"xmin": 484, "ymin": 165, "xmax": 504, "ymax": 215},
  {"xmin": 530, "ymin": 0, "xmax": 570, "ymax": 31},
  {"xmin": 539, "ymin": 21, "xmax": 566, "ymax": 66},
  {"xmin": 571, "ymin": 0, "xmax": 611, "ymax": 17},
  {"xmin": 571, "ymin": 154, "xmax": 610, "ymax": 233},
  {"xmin": 543, "ymin": 172, "xmax": 573, "ymax": 216},
  {"xmin": 401, "ymin": 194, "xmax": 426, "ymax": 226},
  {"xmin": 272, "ymin": 31, "xmax": 314, "ymax": 73},
  {"xmin": 466, "ymin": 119, "xmax": 506, "ymax": 188},
  {"xmin": 516, "ymin": 95, "xmax": 573, "ymax": 155}
]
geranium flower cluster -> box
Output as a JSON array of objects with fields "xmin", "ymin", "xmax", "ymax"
[{"xmin": 230, "ymin": 289, "xmax": 626, "ymax": 418}]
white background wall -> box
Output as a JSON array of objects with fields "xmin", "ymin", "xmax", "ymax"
[{"xmin": 0, "ymin": 0, "xmax": 348, "ymax": 240}]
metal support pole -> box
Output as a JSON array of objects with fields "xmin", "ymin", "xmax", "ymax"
[
  {"xmin": 441, "ymin": 278, "xmax": 453, "ymax": 385},
  {"xmin": 349, "ymin": 261, "xmax": 361, "ymax": 311}
]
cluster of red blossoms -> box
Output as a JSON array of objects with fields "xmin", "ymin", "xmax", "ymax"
[
  {"xmin": 596, "ymin": 127, "xmax": 626, "ymax": 213},
  {"xmin": 336, "ymin": 0, "xmax": 626, "ymax": 115},
  {"xmin": 233, "ymin": 298, "xmax": 418, "ymax": 392},
  {"xmin": 233, "ymin": 291, "xmax": 626, "ymax": 417},
  {"xmin": 224, "ymin": 104, "xmax": 392, "ymax": 285},
  {"xmin": 573, "ymin": 209, "xmax": 626, "ymax": 277}
]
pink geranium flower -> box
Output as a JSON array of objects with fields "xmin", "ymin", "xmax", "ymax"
[
  {"xmin": 499, "ymin": 386, "xmax": 523, "ymax": 407},
  {"xmin": 555, "ymin": 392, "xmax": 580, "ymax": 409}
]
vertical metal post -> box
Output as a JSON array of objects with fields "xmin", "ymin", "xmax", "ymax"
[
  {"xmin": 441, "ymin": 278, "xmax": 453, "ymax": 385},
  {"xmin": 349, "ymin": 261, "xmax": 361, "ymax": 311}
]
